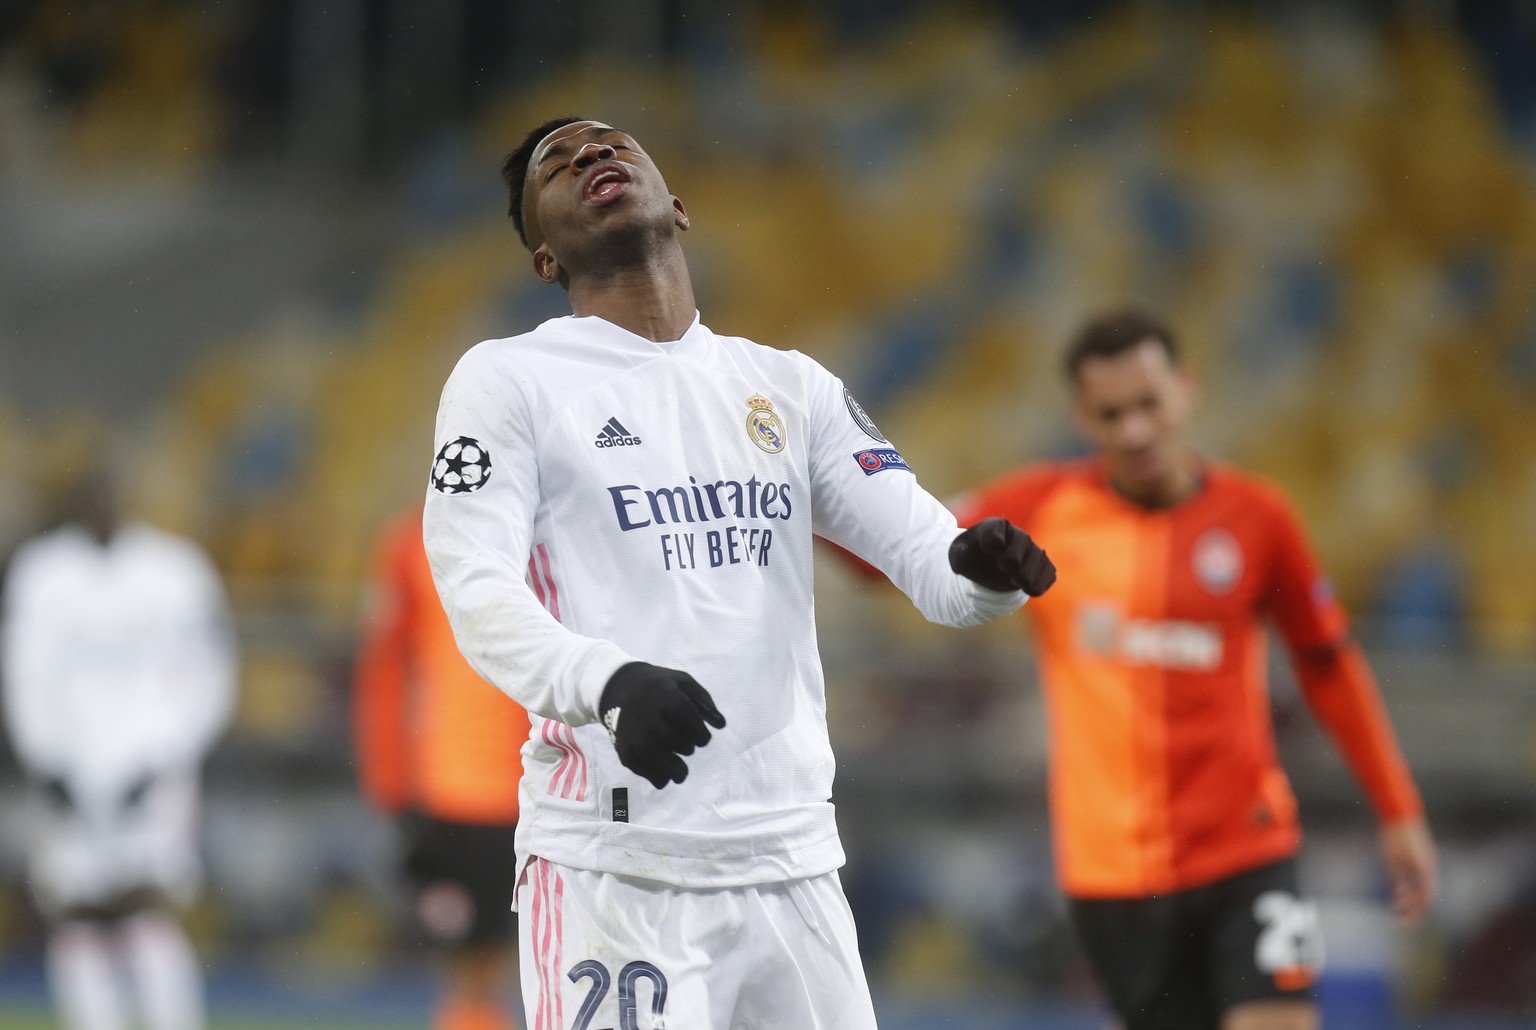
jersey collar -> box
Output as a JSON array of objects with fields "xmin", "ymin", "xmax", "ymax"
[
  {"xmin": 1093, "ymin": 454, "xmax": 1212, "ymax": 513},
  {"xmin": 567, "ymin": 310, "xmax": 707, "ymax": 355}
]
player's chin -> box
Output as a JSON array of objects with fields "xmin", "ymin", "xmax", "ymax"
[
  {"xmin": 1116, "ymin": 458, "xmax": 1169, "ymax": 494},
  {"xmin": 1118, "ymin": 449, "xmax": 1163, "ymax": 478},
  {"xmin": 575, "ymin": 209, "xmax": 651, "ymax": 253}
]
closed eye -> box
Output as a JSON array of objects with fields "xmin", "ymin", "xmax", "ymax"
[{"xmin": 544, "ymin": 163, "xmax": 568, "ymax": 183}]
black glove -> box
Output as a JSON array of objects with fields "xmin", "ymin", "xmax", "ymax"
[
  {"xmin": 599, "ymin": 662, "xmax": 726, "ymax": 789},
  {"xmin": 949, "ymin": 517, "xmax": 1057, "ymax": 596}
]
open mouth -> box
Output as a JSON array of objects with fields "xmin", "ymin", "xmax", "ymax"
[{"xmin": 583, "ymin": 163, "xmax": 632, "ymax": 205}]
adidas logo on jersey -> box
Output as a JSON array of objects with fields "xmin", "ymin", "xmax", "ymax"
[{"xmin": 594, "ymin": 417, "xmax": 642, "ymax": 448}]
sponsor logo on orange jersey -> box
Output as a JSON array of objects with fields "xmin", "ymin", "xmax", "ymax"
[{"xmin": 1077, "ymin": 603, "xmax": 1224, "ymax": 671}]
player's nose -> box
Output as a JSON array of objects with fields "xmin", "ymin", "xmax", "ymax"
[
  {"xmin": 1117, "ymin": 411, "xmax": 1156, "ymax": 448},
  {"xmin": 572, "ymin": 141, "xmax": 617, "ymax": 168}
]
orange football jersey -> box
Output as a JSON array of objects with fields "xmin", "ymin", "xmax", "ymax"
[
  {"xmin": 354, "ymin": 508, "xmax": 530, "ymax": 824},
  {"xmin": 954, "ymin": 459, "xmax": 1421, "ymax": 899}
]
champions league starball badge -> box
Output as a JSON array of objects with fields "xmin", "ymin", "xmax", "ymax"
[
  {"xmin": 745, "ymin": 393, "xmax": 786, "ymax": 454},
  {"xmin": 431, "ymin": 436, "xmax": 493, "ymax": 494},
  {"xmin": 844, "ymin": 388, "xmax": 886, "ymax": 442}
]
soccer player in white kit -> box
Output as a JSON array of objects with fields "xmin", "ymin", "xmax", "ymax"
[
  {"xmin": 423, "ymin": 117, "xmax": 1057, "ymax": 1030},
  {"xmin": 2, "ymin": 477, "xmax": 236, "ymax": 1030}
]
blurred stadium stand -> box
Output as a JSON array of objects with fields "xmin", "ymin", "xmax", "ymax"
[{"xmin": 2, "ymin": 0, "xmax": 1535, "ymax": 1025}]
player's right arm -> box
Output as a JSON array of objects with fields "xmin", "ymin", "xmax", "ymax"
[
  {"xmin": 423, "ymin": 346, "xmax": 636, "ymax": 728},
  {"xmin": 0, "ymin": 542, "xmax": 71, "ymax": 777}
]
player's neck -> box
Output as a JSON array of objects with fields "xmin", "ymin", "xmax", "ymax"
[
  {"xmin": 1110, "ymin": 451, "xmax": 1204, "ymax": 510},
  {"xmin": 568, "ymin": 247, "xmax": 696, "ymax": 343},
  {"xmin": 80, "ymin": 516, "xmax": 119, "ymax": 547}
]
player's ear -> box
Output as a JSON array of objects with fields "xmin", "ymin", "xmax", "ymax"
[
  {"xmin": 533, "ymin": 243, "xmax": 562, "ymax": 285},
  {"xmin": 672, "ymin": 196, "xmax": 689, "ymax": 232}
]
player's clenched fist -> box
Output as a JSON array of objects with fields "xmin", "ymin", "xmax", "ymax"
[
  {"xmin": 948, "ymin": 517, "xmax": 1057, "ymax": 597},
  {"xmin": 600, "ymin": 662, "xmax": 728, "ymax": 789}
]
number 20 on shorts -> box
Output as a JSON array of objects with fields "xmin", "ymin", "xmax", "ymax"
[{"xmin": 569, "ymin": 959, "xmax": 668, "ymax": 1030}]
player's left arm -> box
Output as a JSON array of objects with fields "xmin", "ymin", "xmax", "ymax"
[
  {"xmin": 168, "ymin": 539, "xmax": 240, "ymax": 766},
  {"xmin": 1263, "ymin": 491, "xmax": 1437, "ymax": 921},
  {"xmin": 802, "ymin": 360, "xmax": 1053, "ymax": 627}
]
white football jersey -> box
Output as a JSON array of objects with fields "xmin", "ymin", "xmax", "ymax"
[
  {"xmin": 424, "ymin": 313, "xmax": 1023, "ymax": 889},
  {"xmin": 1, "ymin": 524, "xmax": 237, "ymax": 801}
]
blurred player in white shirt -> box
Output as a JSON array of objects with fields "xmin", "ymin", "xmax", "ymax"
[
  {"xmin": 423, "ymin": 117, "xmax": 1058, "ymax": 1029},
  {"xmin": 2, "ymin": 475, "xmax": 236, "ymax": 1030}
]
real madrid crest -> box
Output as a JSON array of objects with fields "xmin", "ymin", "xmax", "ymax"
[{"xmin": 745, "ymin": 393, "xmax": 787, "ymax": 454}]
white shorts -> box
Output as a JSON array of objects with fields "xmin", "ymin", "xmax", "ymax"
[
  {"xmin": 27, "ymin": 772, "xmax": 202, "ymax": 916},
  {"xmin": 518, "ymin": 858, "xmax": 879, "ymax": 1030}
]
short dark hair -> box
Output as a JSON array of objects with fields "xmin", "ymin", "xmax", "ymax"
[
  {"xmin": 1064, "ymin": 308, "xmax": 1180, "ymax": 380},
  {"xmin": 501, "ymin": 116, "xmax": 586, "ymax": 250}
]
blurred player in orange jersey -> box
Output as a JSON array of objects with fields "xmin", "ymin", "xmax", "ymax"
[
  {"xmin": 354, "ymin": 506, "xmax": 530, "ymax": 1030},
  {"xmin": 946, "ymin": 309, "xmax": 1437, "ymax": 1030}
]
